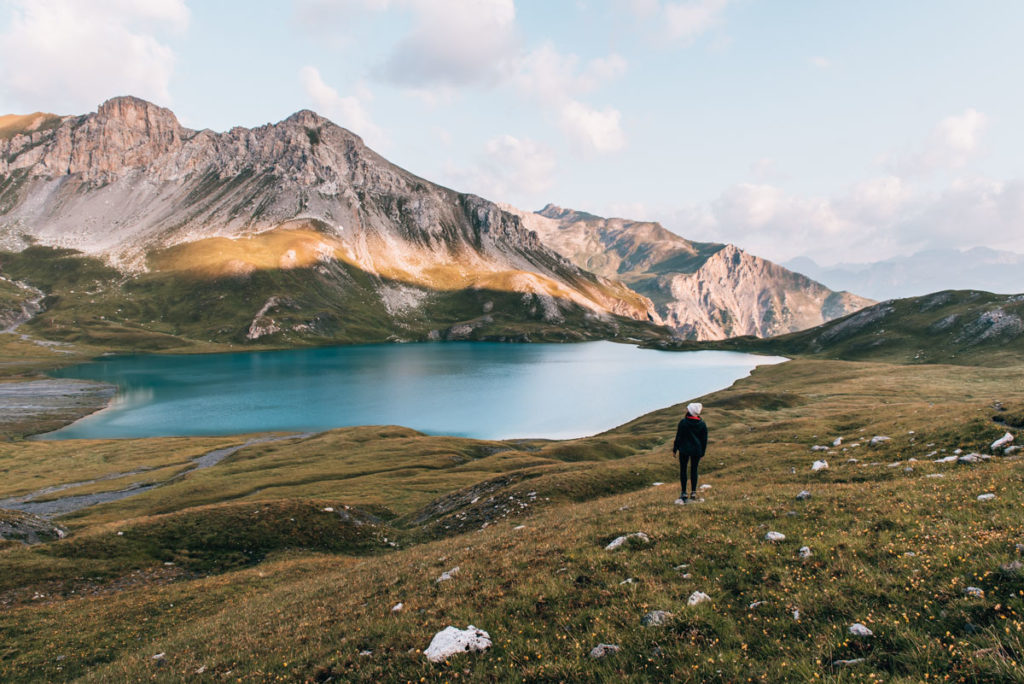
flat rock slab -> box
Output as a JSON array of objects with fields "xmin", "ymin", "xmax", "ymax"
[{"xmin": 424, "ymin": 625, "xmax": 491, "ymax": 662}]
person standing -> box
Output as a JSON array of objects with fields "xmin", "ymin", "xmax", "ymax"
[{"xmin": 673, "ymin": 402, "xmax": 707, "ymax": 503}]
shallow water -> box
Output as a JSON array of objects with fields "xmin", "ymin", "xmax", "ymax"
[{"xmin": 45, "ymin": 342, "xmax": 785, "ymax": 440}]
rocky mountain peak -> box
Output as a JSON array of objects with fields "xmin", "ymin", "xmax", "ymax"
[{"xmin": 96, "ymin": 96, "xmax": 181, "ymax": 131}]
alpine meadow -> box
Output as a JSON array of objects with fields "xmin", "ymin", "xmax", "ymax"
[{"xmin": 1, "ymin": 2, "xmax": 1024, "ymax": 683}]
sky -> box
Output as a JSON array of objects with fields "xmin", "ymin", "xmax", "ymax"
[{"xmin": 1, "ymin": 0, "xmax": 1022, "ymax": 266}]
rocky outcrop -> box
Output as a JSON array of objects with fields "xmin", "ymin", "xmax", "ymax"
[
  {"xmin": 507, "ymin": 204, "xmax": 872, "ymax": 340},
  {"xmin": 0, "ymin": 97, "xmax": 658, "ymax": 327}
]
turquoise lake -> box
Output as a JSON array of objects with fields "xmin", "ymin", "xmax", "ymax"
[{"xmin": 45, "ymin": 342, "xmax": 786, "ymax": 440}]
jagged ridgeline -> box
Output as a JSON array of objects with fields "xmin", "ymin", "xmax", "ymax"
[
  {"xmin": 0, "ymin": 97, "xmax": 673, "ymax": 347},
  {"xmin": 0, "ymin": 96, "xmax": 869, "ymax": 348}
]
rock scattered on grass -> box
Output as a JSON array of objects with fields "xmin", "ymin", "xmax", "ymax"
[
  {"xmin": 699, "ymin": 484, "xmax": 712, "ymax": 490},
  {"xmin": 833, "ymin": 658, "xmax": 865, "ymax": 668},
  {"xmin": 958, "ymin": 453, "xmax": 984, "ymax": 463},
  {"xmin": 934, "ymin": 455, "xmax": 958, "ymax": 463},
  {"xmin": 926, "ymin": 473, "xmax": 945, "ymax": 478},
  {"xmin": 392, "ymin": 602, "xmax": 404, "ymax": 612},
  {"xmin": 642, "ymin": 610, "xmax": 674, "ymax": 626},
  {"xmin": 833, "ymin": 437, "xmax": 843, "ymax": 446},
  {"xmin": 436, "ymin": 566, "xmax": 460, "ymax": 583},
  {"xmin": 977, "ymin": 493, "xmax": 996, "ymax": 502},
  {"xmin": 424, "ymin": 625, "xmax": 491, "ymax": 662},
  {"xmin": 687, "ymin": 591, "xmax": 711, "ymax": 606},
  {"xmin": 964, "ymin": 586, "xmax": 985, "ymax": 598},
  {"xmin": 605, "ymin": 532, "xmax": 651, "ymax": 551},
  {"xmin": 869, "ymin": 436, "xmax": 891, "ymax": 446},
  {"xmin": 799, "ymin": 546, "xmax": 813, "ymax": 559},
  {"xmin": 811, "ymin": 460, "xmax": 828, "ymax": 472},
  {"xmin": 765, "ymin": 531, "xmax": 786, "ymax": 542},
  {"xmin": 589, "ymin": 643, "xmax": 620, "ymax": 659},
  {"xmin": 322, "ymin": 507, "xmax": 334, "ymax": 512},
  {"xmin": 848, "ymin": 623, "xmax": 874, "ymax": 637},
  {"xmin": 151, "ymin": 653, "xmax": 165, "ymax": 661},
  {"xmin": 359, "ymin": 650, "xmax": 372, "ymax": 656},
  {"xmin": 1005, "ymin": 445, "xmax": 1021, "ymax": 456},
  {"xmin": 792, "ymin": 609, "xmax": 800, "ymax": 620},
  {"xmin": 1000, "ymin": 560, "xmax": 1023, "ymax": 574},
  {"xmin": 811, "ymin": 445, "xmax": 829, "ymax": 452},
  {"xmin": 796, "ymin": 490, "xmax": 811, "ymax": 500},
  {"xmin": 992, "ymin": 432, "xmax": 1014, "ymax": 450},
  {"xmin": 651, "ymin": 482, "xmax": 664, "ymax": 486},
  {"xmin": 620, "ymin": 578, "xmax": 637, "ymax": 585},
  {"xmin": 748, "ymin": 600, "xmax": 766, "ymax": 610}
]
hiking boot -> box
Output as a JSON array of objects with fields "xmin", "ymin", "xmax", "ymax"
[
  {"xmin": 689, "ymin": 491, "xmax": 701, "ymax": 503},
  {"xmin": 675, "ymin": 492, "xmax": 687, "ymax": 505}
]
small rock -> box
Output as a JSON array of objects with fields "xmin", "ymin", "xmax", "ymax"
[
  {"xmin": 687, "ymin": 591, "xmax": 711, "ymax": 606},
  {"xmin": 903, "ymin": 551, "xmax": 917, "ymax": 557},
  {"xmin": 798, "ymin": 546, "xmax": 813, "ymax": 559},
  {"xmin": 833, "ymin": 437, "xmax": 843, "ymax": 446},
  {"xmin": 195, "ymin": 666, "xmax": 207, "ymax": 674},
  {"xmin": 958, "ymin": 454, "xmax": 982, "ymax": 463},
  {"xmin": 605, "ymin": 532, "xmax": 651, "ymax": 551},
  {"xmin": 673, "ymin": 564, "xmax": 689, "ymax": 571},
  {"xmin": 963, "ymin": 586, "xmax": 985, "ymax": 598},
  {"xmin": 811, "ymin": 460, "xmax": 829, "ymax": 471},
  {"xmin": 934, "ymin": 455, "xmax": 958, "ymax": 463},
  {"xmin": 652, "ymin": 482, "xmax": 664, "ymax": 486},
  {"xmin": 748, "ymin": 600, "xmax": 766, "ymax": 610},
  {"xmin": 424, "ymin": 625, "xmax": 492, "ymax": 662},
  {"xmin": 977, "ymin": 493, "xmax": 996, "ymax": 502},
  {"xmin": 1005, "ymin": 445, "xmax": 1021, "ymax": 456},
  {"xmin": 992, "ymin": 432, "xmax": 1014, "ymax": 450},
  {"xmin": 849, "ymin": 623, "xmax": 873, "ymax": 637},
  {"xmin": 699, "ymin": 484, "xmax": 712, "ymax": 490},
  {"xmin": 151, "ymin": 653, "xmax": 165, "ymax": 660},
  {"xmin": 322, "ymin": 507, "xmax": 334, "ymax": 512},
  {"xmin": 792, "ymin": 609, "xmax": 800, "ymax": 620},
  {"xmin": 589, "ymin": 643, "xmax": 620, "ymax": 659},
  {"xmin": 392, "ymin": 602, "xmax": 404, "ymax": 612},
  {"xmin": 1000, "ymin": 560, "xmax": 1023, "ymax": 574},
  {"xmin": 641, "ymin": 610, "xmax": 674, "ymax": 626},
  {"xmin": 833, "ymin": 658, "xmax": 865, "ymax": 668},
  {"xmin": 869, "ymin": 436, "xmax": 891, "ymax": 446},
  {"xmin": 796, "ymin": 490, "xmax": 811, "ymax": 500},
  {"xmin": 436, "ymin": 566, "xmax": 460, "ymax": 583},
  {"xmin": 359, "ymin": 650, "xmax": 372, "ymax": 656},
  {"xmin": 620, "ymin": 577, "xmax": 637, "ymax": 585},
  {"xmin": 513, "ymin": 525, "xmax": 525, "ymax": 530},
  {"xmin": 765, "ymin": 531, "xmax": 786, "ymax": 542},
  {"xmin": 674, "ymin": 498, "xmax": 686, "ymax": 505},
  {"xmin": 954, "ymin": 448, "xmax": 963, "ymax": 455},
  {"xmin": 926, "ymin": 473, "xmax": 945, "ymax": 478},
  {"xmin": 811, "ymin": 445, "xmax": 829, "ymax": 452}
]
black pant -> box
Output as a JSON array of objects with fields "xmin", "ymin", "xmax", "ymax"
[{"xmin": 679, "ymin": 453, "xmax": 701, "ymax": 493}]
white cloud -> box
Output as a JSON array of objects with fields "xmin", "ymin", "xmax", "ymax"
[
  {"xmin": 445, "ymin": 134, "xmax": 557, "ymax": 201},
  {"xmin": 810, "ymin": 56, "xmax": 831, "ymax": 69},
  {"xmin": 376, "ymin": 0, "xmax": 518, "ymax": 87},
  {"xmin": 662, "ymin": 0, "xmax": 730, "ymax": 43},
  {"xmin": 299, "ymin": 66, "xmax": 386, "ymax": 149},
  {"xmin": 0, "ymin": 0, "xmax": 189, "ymax": 113},
  {"xmin": 559, "ymin": 101, "xmax": 626, "ymax": 154},
  {"xmin": 884, "ymin": 108, "xmax": 989, "ymax": 176}
]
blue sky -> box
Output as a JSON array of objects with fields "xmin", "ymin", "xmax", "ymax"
[{"xmin": 2, "ymin": 0, "xmax": 1022, "ymax": 265}]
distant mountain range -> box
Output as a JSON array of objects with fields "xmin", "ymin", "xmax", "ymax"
[
  {"xmin": 1, "ymin": 96, "xmax": 868, "ymax": 347},
  {"xmin": 785, "ymin": 248, "xmax": 1024, "ymax": 301}
]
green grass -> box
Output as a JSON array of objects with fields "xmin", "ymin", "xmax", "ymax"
[{"xmin": 2, "ymin": 358, "xmax": 1023, "ymax": 681}]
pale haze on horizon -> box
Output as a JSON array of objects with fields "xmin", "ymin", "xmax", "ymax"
[{"xmin": 1, "ymin": 0, "xmax": 1022, "ymax": 267}]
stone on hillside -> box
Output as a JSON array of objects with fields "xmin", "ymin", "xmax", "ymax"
[
  {"xmin": 1000, "ymin": 560, "xmax": 1023, "ymax": 574},
  {"xmin": 833, "ymin": 437, "xmax": 843, "ymax": 447},
  {"xmin": 792, "ymin": 609, "xmax": 801, "ymax": 620},
  {"xmin": 605, "ymin": 532, "xmax": 651, "ymax": 551},
  {"xmin": 620, "ymin": 578, "xmax": 637, "ymax": 585},
  {"xmin": 765, "ymin": 531, "xmax": 786, "ymax": 542},
  {"xmin": 811, "ymin": 445, "xmax": 829, "ymax": 452},
  {"xmin": 589, "ymin": 643, "xmax": 620, "ymax": 659},
  {"xmin": 811, "ymin": 460, "xmax": 829, "ymax": 471},
  {"xmin": 848, "ymin": 623, "xmax": 874, "ymax": 637},
  {"xmin": 869, "ymin": 436, "xmax": 891, "ymax": 446},
  {"xmin": 1006, "ymin": 445, "xmax": 1021, "ymax": 456},
  {"xmin": 964, "ymin": 586, "xmax": 985, "ymax": 598},
  {"xmin": 687, "ymin": 591, "xmax": 711, "ymax": 606},
  {"xmin": 748, "ymin": 600, "xmax": 766, "ymax": 610},
  {"xmin": 392, "ymin": 602, "xmax": 404, "ymax": 612},
  {"xmin": 934, "ymin": 455, "xmax": 958, "ymax": 463},
  {"xmin": 796, "ymin": 490, "xmax": 811, "ymax": 500},
  {"xmin": 642, "ymin": 610, "xmax": 674, "ymax": 626},
  {"xmin": 799, "ymin": 546, "xmax": 813, "ymax": 559},
  {"xmin": 699, "ymin": 484, "xmax": 712, "ymax": 490},
  {"xmin": 992, "ymin": 432, "xmax": 1014, "ymax": 450},
  {"xmin": 833, "ymin": 658, "xmax": 865, "ymax": 668},
  {"xmin": 151, "ymin": 652, "xmax": 165, "ymax": 661},
  {"xmin": 926, "ymin": 473, "xmax": 945, "ymax": 478},
  {"xmin": 958, "ymin": 454, "xmax": 982, "ymax": 463},
  {"xmin": 651, "ymin": 482, "xmax": 664, "ymax": 486},
  {"xmin": 977, "ymin": 493, "xmax": 996, "ymax": 502},
  {"xmin": 424, "ymin": 625, "xmax": 491, "ymax": 662},
  {"xmin": 359, "ymin": 650, "xmax": 372, "ymax": 656},
  {"xmin": 436, "ymin": 566, "xmax": 460, "ymax": 583}
]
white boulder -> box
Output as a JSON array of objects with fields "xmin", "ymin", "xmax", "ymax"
[
  {"xmin": 811, "ymin": 460, "xmax": 829, "ymax": 472},
  {"xmin": 848, "ymin": 623, "xmax": 874, "ymax": 637},
  {"xmin": 589, "ymin": 643, "xmax": 620, "ymax": 659},
  {"xmin": 436, "ymin": 566, "xmax": 460, "ymax": 583},
  {"xmin": 605, "ymin": 532, "xmax": 651, "ymax": 551},
  {"xmin": 869, "ymin": 436, "xmax": 891, "ymax": 446},
  {"xmin": 765, "ymin": 531, "xmax": 786, "ymax": 542},
  {"xmin": 392, "ymin": 602, "xmax": 404, "ymax": 612},
  {"xmin": 796, "ymin": 490, "xmax": 812, "ymax": 500},
  {"xmin": 977, "ymin": 493, "xmax": 996, "ymax": 502},
  {"xmin": 687, "ymin": 591, "xmax": 711, "ymax": 606},
  {"xmin": 424, "ymin": 625, "xmax": 492, "ymax": 662},
  {"xmin": 992, "ymin": 432, "xmax": 1014, "ymax": 450},
  {"xmin": 799, "ymin": 546, "xmax": 813, "ymax": 559},
  {"xmin": 833, "ymin": 437, "xmax": 843, "ymax": 447}
]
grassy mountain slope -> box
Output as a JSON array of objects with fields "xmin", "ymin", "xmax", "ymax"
[
  {"xmin": 0, "ymin": 244, "xmax": 671, "ymax": 351},
  {"xmin": 2, "ymin": 357, "xmax": 1024, "ymax": 681},
  {"xmin": 712, "ymin": 290, "xmax": 1024, "ymax": 366}
]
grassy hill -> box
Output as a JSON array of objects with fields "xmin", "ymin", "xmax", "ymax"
[
  {"xmin": 693, "ymin": 290, "xmax": 1024, "ymax": 366},
  {"xmin": 2, "ymin": 355, "xmax": 1023, "ymax": 681}
]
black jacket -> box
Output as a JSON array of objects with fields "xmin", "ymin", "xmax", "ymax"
[{"xmin": 673, "ymin": 415, "xmax": 708, "ymax": 458}]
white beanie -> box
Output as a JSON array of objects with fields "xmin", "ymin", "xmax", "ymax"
[{"xmin": 687, "ymin": 402, "xmax": 703, "ymax": 416}]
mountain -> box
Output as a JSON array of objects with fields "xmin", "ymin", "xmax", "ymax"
[
  {"xmin": 0, "ymin": 97, "xmax": 666, "ymax": 347},
  {"xmin": 503, "ymin": 204, "xmax": 873, "ymax": 340},
  {"xmin": 719, "ymin": 289, "xmax": 1024, "ymax": 366},
  {"xmin": 785, "ymin": 248, "xmax": 1024, "ymax": 301}
]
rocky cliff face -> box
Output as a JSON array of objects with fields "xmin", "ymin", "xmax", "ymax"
[
  {"xmin": 0, "ymin": 97, "xmax": 659, "ymax": 335},
  {"xmin": 506, "ymin": 204, "xmax": 873, "ymax": 340}
]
